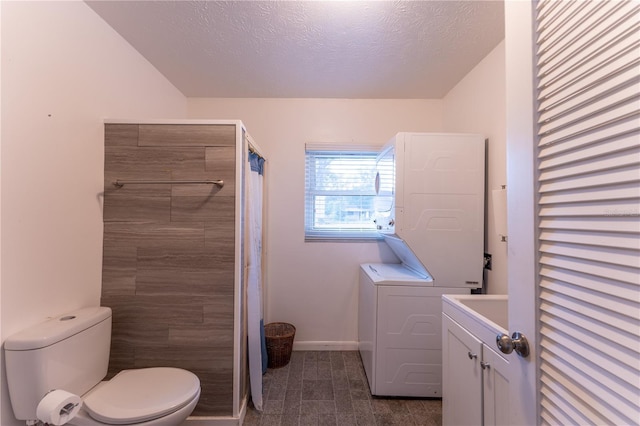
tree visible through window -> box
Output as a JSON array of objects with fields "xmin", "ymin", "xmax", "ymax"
[{"xmin": 304, "ymin": 146, "xmax": 382, "ymax": 240}]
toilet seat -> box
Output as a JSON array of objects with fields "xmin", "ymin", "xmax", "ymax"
[{"xmin": 83, "ymin": 368, "xmax": 200, "ymax": 425}]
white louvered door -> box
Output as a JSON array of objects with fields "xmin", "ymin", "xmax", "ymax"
[{"xmin": 535, "ymin": 1, "xmax": 640, "ymax": 425}]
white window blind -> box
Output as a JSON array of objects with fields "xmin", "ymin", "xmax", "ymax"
[
  {"xmin": 535, "ymin": 1, "xmax": 640, "ymax": 425},
  {"xmin": 304, "ymin": 144, "xmax": 383, "ymax": 240}
]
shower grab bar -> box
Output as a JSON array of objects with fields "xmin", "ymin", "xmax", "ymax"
[{"xmin": 113, "ymin": 179, "xmax": 224, "ymax": 188}]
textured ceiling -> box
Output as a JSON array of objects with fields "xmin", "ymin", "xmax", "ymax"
[{"xmin": 87, "ymin": 1, "xmax": 504, "ymax": 99}]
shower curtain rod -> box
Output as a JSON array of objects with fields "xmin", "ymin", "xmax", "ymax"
[
  {"xmin": 113, "ymin": 179, "xmax": 224, "ymax": 187},
  {"xmin": 248, "ymin": 143, "xmax": 265, "ymax": 160}
]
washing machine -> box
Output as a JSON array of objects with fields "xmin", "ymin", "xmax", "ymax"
[{"xmin": 358, "ymin": 238, "xmax": 468, "ymax": 397}]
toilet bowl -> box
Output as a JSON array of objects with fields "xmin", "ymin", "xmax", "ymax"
[
  {"xmin": 69, "ymin": 368, "xmax": 201, "ymax": 426},
  {"xmin": 4, "ymin": 307, "xmax": 201, "ymax": 426}
]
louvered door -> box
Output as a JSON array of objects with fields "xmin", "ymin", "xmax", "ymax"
[{"xmin": 535, "ymin": 1, "xmax": 640, "ymax": 424}]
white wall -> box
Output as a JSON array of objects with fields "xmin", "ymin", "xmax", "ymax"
[
  {"xmin": 442, "ymin": 41, "xmax": 507, "ymax": 295},
  {"xmin": 0, "ymin": 2, "xmax": 186, "ymax": 424},
  {"xmin": 188, "ymin": 98, "xmax": 443, "ymax": 348}
]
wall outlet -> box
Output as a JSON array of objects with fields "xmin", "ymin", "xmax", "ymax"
[{"xmin": 484, "ymin": 253, "xmax": 492, "ymax": 270}]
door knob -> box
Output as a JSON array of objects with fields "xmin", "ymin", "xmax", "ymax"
[{"xmin": 496, "ymin": 332, "xmax": 530, "ymax": 358}]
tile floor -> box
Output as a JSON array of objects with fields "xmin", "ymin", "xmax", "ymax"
[{"xmin": 243, "ymin": 351, "xmax": 442, "ymax": 426}]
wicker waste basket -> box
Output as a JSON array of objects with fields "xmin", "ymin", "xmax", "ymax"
[{"xmin": 264, "ymin": 322, "xmax": 296, "ymax": 369}]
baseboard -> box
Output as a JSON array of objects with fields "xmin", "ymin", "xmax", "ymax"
[
  {"xmin": 292, "ymin": 341, "xmax": 359, "ymax": 351},
  {"xmin": 184, "ymin": 395, "xmax": 247, "ymax": 426},
  {"xmin": 184, "ymin": 416, "xmax": 239, "ymax": 426}
]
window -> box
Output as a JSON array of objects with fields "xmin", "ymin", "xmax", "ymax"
[{"xmin": 304, "ymin": 144, "xmax": 385, "ymax": 240}]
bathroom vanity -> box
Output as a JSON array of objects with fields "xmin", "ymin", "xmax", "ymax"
[{"xmin": 442, "ymin": 295, "xmax": 511, "ymax": 426}]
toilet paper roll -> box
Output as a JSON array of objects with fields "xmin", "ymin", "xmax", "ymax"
[{"xmin": 36, "ymin": 389, "xmax": 83, "ymax": 426}]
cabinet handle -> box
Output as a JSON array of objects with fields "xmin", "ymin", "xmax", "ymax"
[
  {"xmin": 467, "ymin": 351, "xmax": 478, "ymax": 360},
  {"xmin": 481, "ymin": 361, "xmax": 490, "ymax": 370}
]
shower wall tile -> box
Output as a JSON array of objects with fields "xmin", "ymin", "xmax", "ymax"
[
  {"xmin": 205, "ymin": 219, "xmax": 236, "ymax": 251},
  {"xmin": 103, "ymin": 222, "xmax": 205, "ymax": 249},
  {"xmin": 138, "ymin": 124, "xmax": 236, "ymax": 147},
  {"xmin": 134, "ymin": 271, "xmax": 234, "ymax": 297},
  {"xmin": 101, "ymin": 294, "xmax": 206, "ymax": 325},
  {"xmin": 105, "ymin": 178, "xmax": 172, "ymax": 198},
  {"xmin": 101, "ymin": 246, "xmax": 137, "ymax": 295},
  {"xmin": 106, "ymin": 342, "xmax": 134, "ymax": 379},
  {"xmin": 110, "ymin": 321, "xmax": 169, "ymax": 347},
  {"xmin": 170, "ymin": 146, "xmax": 236, "ymax": 197},
  {"xmin": 134, "ymin": 347, "xmax": 234, "ymax": 372},
  {"xmin": 102, "ymin": 123, "xmax": 239, "ymax": 417},
  {"xmin": 168, "ymin": 324, "xmax": 234, "ymax": 347},
  {"xmin": 105, "ymin": 124, "xmax": 138, "ymax": 147},
  {"xmin": 103, "ymin": 194, "xmax": 171, "ymax": 222},
  {"xmin": 193, "ymin": 370, "xmax": 235, "ymax": 415},
  {"xmin": 105, "ymin": 146, "xmax": 206, "ymax": 174},
  {"xmin": 203, "ymin": 296, "xmax": 236, "ymax": 323},
  {"xmin": 205, "ymin": 146, "xmax": 237, "ymax": 170},
  {"xmin": 169, "ymin": 181, "xmax": 232, "ymax": 197},
  {"xmin": 170, "ymin": 194, "xmax": 235, "ymax": 222}
]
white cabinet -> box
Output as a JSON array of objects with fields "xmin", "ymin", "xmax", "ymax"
[
  {"xmin": 443, "ymin": 314, "xmax": 510, "ymax": 426},
  {"xmin": 482, "ymin": 339, "xmax": 510, "ymax": 425}
]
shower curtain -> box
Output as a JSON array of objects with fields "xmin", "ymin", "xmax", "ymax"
[{"xmin": 247, "ymin": 151, "xmax": 265, "ymax": 411}]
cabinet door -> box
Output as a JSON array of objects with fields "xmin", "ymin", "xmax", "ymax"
[
  {"xmin": 442, "ymin": 314, "xmax": 483, "ymax": 426},
  {"xmin": 482, "ymin": 345, "xmax": 510, "ymax": 426}
]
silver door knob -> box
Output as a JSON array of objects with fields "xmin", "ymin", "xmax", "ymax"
[{"xmin": 496, "ymin": 332, "xmax": 530, "ymax": 358}]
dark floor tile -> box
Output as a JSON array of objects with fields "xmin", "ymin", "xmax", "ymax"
[
  {"xmin": 334, "ymin": 388, "xmax": 353, "ymax": 414},
  {"xmin": 243, "ymin": 405, "xmax": 261, "ymax": 425},
  {"xmin": 318, "ymin": 361, "xmax": 333, "ymax": 379},
  {"xmin": 288, "ymin": 369, "xmax": 304, "ymax": 390},
  {"xmin": 319, "ymin": 413, "xmax": 338, "ymax": 426},
  {"xmin": 263, "ymin": 399, "xmax": 284, "ymax": 414},
  {"xmin": 300, "ymin": 413, "xmax": 319, "ymax": 426},
  {"xmin": 354, "ymin": 411, "xmax": 376, "ymax": 426},
  {"xmin": 318, "ymin": 351, "xmax": 331, "ymax": 362},
  {"xmin": 422, "ymin": 399, "xmax": 442, "ymax": 413},
  {"xmin": 330, "ymin": 352, "xmax": 346, "ymax": 370},
  {"xmin": 303, "ymin": 357, "xmax": 318, "ymax": 380},
  {"xmin": 245, "ymin": 351, "xmax": 442, "ymax": 426},
  {"xmin": 301, "ymin": 399, "xmax": 337, "ymax": 415},
  {"xmin": 374, "ymin": 412, "xmax": 417, "ymax": 426},
  {"xmin": 336, "ymin": 413, "xmax": 358, "ymax": 426},
  {"xmin": 272, "ymin": 366, "xmax": 291, "ymax": 385},
  {"xmin": 259, "ymin": 414, "xmax": 281, "ymax": 426},
  {"xmin": 332, "ymin": 369, "xmax": 349, "ymax": 390},
  {"xmin": 268, "ymin": 383, "xmax": 287, "ymax": 401},
  {"xmin": 370, "ymin": 398, "xmax": 409, "ymax": 415},
  {"xmin": 349, "ymin": 378, "xmax": 367, "ymax": 392},
  {"xmin": 302, "ymin": 379, "xmax": 334, "ymax": 400},
  {"xmin": 413, "ymin": 411, "xmax": 442, "ymax": 426},
  {"xmin": 281, "ymin": 414, "xmax": 300, "ymax": 426},
  {"xmin": 283, "ymin": 388, "xmax": 302, "ymax": 414}
]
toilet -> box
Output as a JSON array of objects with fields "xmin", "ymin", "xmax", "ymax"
[{"xmin": 4, "ymin": 307, "xmax": 200, "ymax": 426}]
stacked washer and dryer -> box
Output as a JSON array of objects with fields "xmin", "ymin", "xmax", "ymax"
[{"xmin": 358, "ymin": 132, "xmax": 485, "ymax": 397}]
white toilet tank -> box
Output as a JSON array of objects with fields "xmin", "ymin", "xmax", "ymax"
[{"xmin": 4, "ymin": 306, "xmax": 112, "ymax": 421}]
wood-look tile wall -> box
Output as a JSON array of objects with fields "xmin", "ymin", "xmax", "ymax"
[{"xmin": 102, "ymin": 124, "xmax": 238, "ymax": 416}]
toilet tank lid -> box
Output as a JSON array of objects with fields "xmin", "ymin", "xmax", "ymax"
[{"xmin": 4, "ymin": 307, "xmax": 112, "ymax": 351}]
